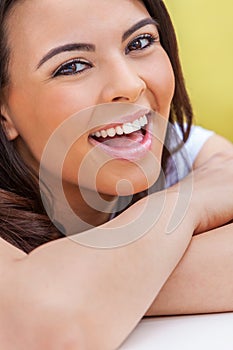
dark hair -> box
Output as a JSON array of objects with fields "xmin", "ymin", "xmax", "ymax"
[{"xmin": 0, "ymin": 0, "xmax": 193, "ymax": 253}]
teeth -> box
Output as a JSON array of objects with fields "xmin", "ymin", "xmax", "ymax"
[
  {"xmin": 132, "ymin": 119, "xmax": 141, "ymax": 131},
  {"xmin": 116, "ymin": 126, "xmax": 124, "ymax": 135},
  {"xmin": 139, "ymin": 115, "xmax": 148, "ymax": 127},
  {"xmin": 91, "ymin": 114, "xmax": 148, "ymax": 138},
  {"xmin": 106, "ymin": 128, "xmax": 116, "ymax": 137},
  {"xmin": 100, "ymin": 130, "xmax": 108, "ymax": 138},
  {"xmin": 122, "ymin": 123, "xmax": 135, "ymax": 135}
]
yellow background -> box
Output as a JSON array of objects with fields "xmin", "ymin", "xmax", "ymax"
[{"xmin": 164, "ymin": 0, "xmax": 233, "ymax": 141}]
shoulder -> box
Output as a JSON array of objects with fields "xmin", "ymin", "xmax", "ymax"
[
  {"xmin": 165, "ymin": 124, "xmax": 232, "ymax": 187},
  {"xmin": 173, "ymin": 123, "xmax": 233, "ymax": 168},
  {"xmin": 192, "ymin": 132, "xmax": 233, "ymax": 169},
  {"xmin": 0, "ymin": 237, "xmax": 26, "ymax": 274},
  {"xmin": 174, "ymin": 124, "xmax": 215, "ymax": 166}
]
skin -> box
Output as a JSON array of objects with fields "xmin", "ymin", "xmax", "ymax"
[
  {"xmin": 146, "ymin": 135, "xmax": 233, "ymax": 316},
  {"xmin": 2, "ymin": 0, "xmax": 174, "ymax": 228},
  {"xmin": 0, "ymin": 0, "xmax": 233, "ymax": 349},
  {"xmin": 0, "ymin": 148, "xmax": 232, "ymax": 349}
]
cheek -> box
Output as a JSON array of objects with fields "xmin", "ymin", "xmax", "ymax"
[
  {"xmin": 142, "ymin": 50, "xmax": 175, "ymax": 115},
  {"xmin": 7, "ymin": 82, "xmax": 98, "ymax": 161}
]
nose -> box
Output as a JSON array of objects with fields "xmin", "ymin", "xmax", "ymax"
[{"xmin": 100, "ymin": 57, "xmax": 146, "ymax": 103}]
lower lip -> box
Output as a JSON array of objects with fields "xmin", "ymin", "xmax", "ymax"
[{"xmin": 88, "ymin": 117, "xmax": 153, "ymax": 162}]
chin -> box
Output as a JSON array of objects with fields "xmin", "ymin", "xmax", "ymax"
[{"xmin": 96, "ymin": 164, "xmax": 161, "ymax": 197}]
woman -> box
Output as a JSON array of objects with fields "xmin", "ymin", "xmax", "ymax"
[{"xmin": 0, "ymin": 0, "xmax": 232, "ymax": 349}]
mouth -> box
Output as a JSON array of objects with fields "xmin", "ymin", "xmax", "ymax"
[{"xmin": 88, "ymin": 111, "xmax": 153, "ymax": 161}]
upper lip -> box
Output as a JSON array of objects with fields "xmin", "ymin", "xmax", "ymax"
[{"xmin": 88, "ymin": 108, "xmax": 151, "ymax": 135}]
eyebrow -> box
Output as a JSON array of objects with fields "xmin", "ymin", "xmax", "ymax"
[
  {"xmin": 36, "ymin": 43, "xmax": 95, "ymax": 69},
  {"xmin": 122, "ymin": 18, "xmax": 159, "ymax": 42},
  {"xmin": 36, "ymin": 17, "xmax": 158, "ymax": 70}
]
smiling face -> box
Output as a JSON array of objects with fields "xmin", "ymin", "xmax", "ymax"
[{"xmin": 1, "ymin": 0, "xmax": 175, "ymax": 201}]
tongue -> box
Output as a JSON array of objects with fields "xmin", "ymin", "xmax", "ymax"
[{"xmin": 95, "ymin": 130, "xmax": 144, "ymax": 148}]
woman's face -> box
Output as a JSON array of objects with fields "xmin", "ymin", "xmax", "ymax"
[{"xmin": 2, "ymin": 0, "xmax": 175, "ymax": 196}]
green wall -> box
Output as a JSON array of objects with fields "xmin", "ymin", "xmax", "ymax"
[{"xmin": 164, "ymin": 0, "xmax": 233, "ymax": 141}]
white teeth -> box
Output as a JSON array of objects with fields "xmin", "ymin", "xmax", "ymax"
[
  {"xmin": 92, "ymin": 114, "xmax": 148, "ymax": 138},
  {"xmin": 139, "ymin": 117, "xmax": 145, "ymax": 126},
  {"xmin": 139, "ymin": 115, "xmax": 148, "ymax": 127},
  {"xmin": 106, "ymin": 128, "xmax": 116, "ymax": 137},
  {"xmin": 122, "ymin": 123, "xmax": 135, "ymax": 135},
  {"xmin": 132, "ymin": 119, "xmax": 141, "ymax": 131},
  {"xmin": 116, "ymin": 126, "xmax": 124, "ymax": 135},
  {"xmin": 101, "ymin": 130, "xmax": 108, "ymax": 138},
  {"xmin": 143, "ymin": 115, "xmax": 148, "ymax": 125}
]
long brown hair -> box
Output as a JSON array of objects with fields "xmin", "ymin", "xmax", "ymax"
[{"xmin": 0, "ymin": 0, "xmax": 193, "ymax": 253}]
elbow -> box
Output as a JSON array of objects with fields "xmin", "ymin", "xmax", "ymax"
[
  {"xmin": 9, "ymin": 259, "xmax": 122, "ymax": 350},
  {"xmin": 2, "ymin": 286, "xmax": 88, "ymax": 350},
  {"xmin": 29, "ymin": 295, "xmax": 112, "ymax": 350},
  {"xmin": 30, "ymin": 297, "xmax": 89, "ymax": 350},
  {"xmin": 34, "ymin": 313, "xmax": 114, "ymax": 350}
]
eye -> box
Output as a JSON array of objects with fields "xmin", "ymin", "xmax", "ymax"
[
  {"xmin": 125, "ymin": 34, "xmax": 159, "ymax": 54},
  {"xmin": 53, "ymin": 59, "xmax": 93, "ymax": 77}
]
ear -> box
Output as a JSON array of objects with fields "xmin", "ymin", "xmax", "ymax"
[{"xmin": 0, "ymin": 104, "xmax": 19, "ymax": 141}]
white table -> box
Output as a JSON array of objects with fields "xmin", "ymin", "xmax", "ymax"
[{"xmin": 120, "ymin": 312, "xmax": 233, "ymax": 349}]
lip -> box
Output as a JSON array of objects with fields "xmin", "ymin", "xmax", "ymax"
[{"xmin": 88, "ymin": 111, "xmax": 153, "ymax": 162}]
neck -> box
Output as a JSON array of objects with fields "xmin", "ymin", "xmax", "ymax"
[{"xmin": 44, "ymin": 180, "xmax": 118, "ymax": 235}]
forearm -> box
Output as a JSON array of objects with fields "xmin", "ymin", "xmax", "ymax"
[
  {"xmin": 145, "ymin": 223, "xmax": 233, "ymax": 316},
  {"xmin": 0, "ymin": 191, "xmax": 195, "ymax": 350}
]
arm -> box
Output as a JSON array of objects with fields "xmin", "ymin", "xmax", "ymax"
[
  {"xmin": 192, "ymin": 133, "xmax": 233, "ymax": 169},
  {"xmin": 146, "ymin": 134, "xmax": 233, "ymax": 316},
  {"xmin": 145, "ymin": 222, "xmax": 233, "ymax": 316},
  {"xmin": 1, "ymin": 135, "xmax": 232, "ymax": 349},
  {"xmin": 0, "ymin": 190, "xmax": 196, "ymax": 350}
]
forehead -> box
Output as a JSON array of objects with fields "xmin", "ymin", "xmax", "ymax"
[
  {"xmin": 5, "ymin": 0, "xmax": 150, "ymax": 73},
  {"xmin": 7, "ymin": 0, "xmax": 149, "ymax": 43}
]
